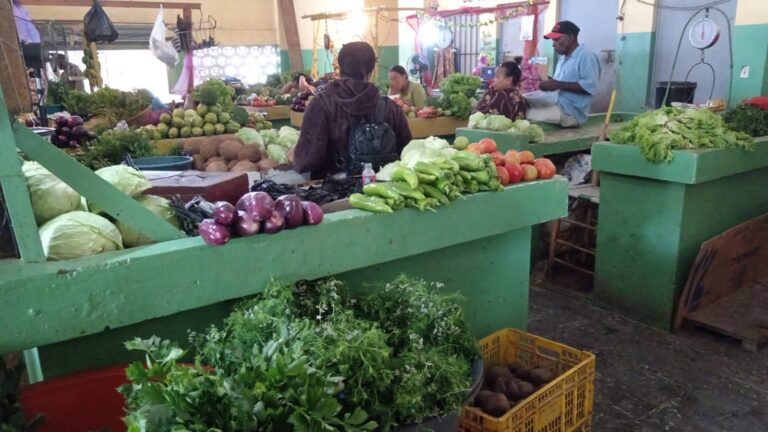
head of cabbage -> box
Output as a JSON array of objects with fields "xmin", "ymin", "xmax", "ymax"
[
  {"xmin": 90, "ymin": 165, "xmax": 151, "ymax": 214},
  {"xmin": 39, "ymin": 211, "xmax": 123, "ymax": 261},
  {"xmin": 22, "ymin": 161, "xmax": 81, "ymax": 225},
  {"xmin": 116, "ymin": 195, "xmax": 181, "ymax": 247}
]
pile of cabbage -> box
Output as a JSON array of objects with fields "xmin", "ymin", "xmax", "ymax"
[
  {"xmin": 23, "ymin": 162, "xmax": 180, "ymax": 261},
  {"xmin": 237, "ymin": 126, "xmax": 299, "ymax": 164},
  {"xmin": 468, "ymin": 112, "xmax": 546, "ymax": 143}
]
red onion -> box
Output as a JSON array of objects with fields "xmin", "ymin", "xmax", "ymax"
[
  {"xmin": 199, "ymin": 219, "xmax": 231, "ymax": 246},
  {"xmin": 213, "ymin": 201, "xmax": 237, "ymax": 225},
  {"xmin": 67, "ymin": 115, "xmax": 84, "ymax": 128},
  {"xmin": 301, "ymin": 201, "xmax": 324, "ymax": 225},
  {"xmin": 236, "ymin": 192, "xmax": 275, "ymax": 222},
  {"xmin": 262, "ymin": 211, "xmax": 285, "ymax": 234},
  {"xmin": 274, "ymin": 195, "xmax": 303, "ymax": 229},
  {"xmin": 235, "ymin": 211, "xmax": 260, "ymax": 237}
]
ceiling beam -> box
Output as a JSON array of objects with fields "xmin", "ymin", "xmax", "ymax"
[{"xmin": 19, "ymin": 0, "xmax": 201, "ymax": 10}]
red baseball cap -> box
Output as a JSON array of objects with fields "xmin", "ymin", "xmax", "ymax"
[{"xmin": 544, "ymin": 21, "xmax": 580, "ymax": 39}]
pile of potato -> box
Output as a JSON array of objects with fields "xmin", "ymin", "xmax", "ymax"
[
  {"xmin": 472, "ymin": 363, "xmax": 556, "ymax": 417},
  {"xmin": 182, "ymin": 134, "xmax": 284, "ymax": 173}
]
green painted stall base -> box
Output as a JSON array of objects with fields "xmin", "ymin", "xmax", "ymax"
[{"xmin": 592, "ymin": 137, "xmax": 768, "ymax": 329}]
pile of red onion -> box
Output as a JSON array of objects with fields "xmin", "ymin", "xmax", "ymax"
[{"xmin": 199, "ymin": 192, "xmax": 324, "ymax": 246}]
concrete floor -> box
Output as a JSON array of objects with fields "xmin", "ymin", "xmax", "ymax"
[{"xmin": 528, "ymin": 286, "xmax": 768, "ymax": 432}]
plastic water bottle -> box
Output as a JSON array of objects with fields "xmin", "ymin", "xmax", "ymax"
[{"xmin": 362, "ymin": 163, "xmax": 376, "ymax": 186}]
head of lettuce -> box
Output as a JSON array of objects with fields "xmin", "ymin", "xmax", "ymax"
[{"xmin": 39, "ymin": 211, "xmax": 123, "ymax": 261}]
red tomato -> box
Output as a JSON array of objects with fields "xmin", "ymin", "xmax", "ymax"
[
  {"xmin": 495, "ymin": 166, "xmax": 510, "ymax": 185},
  {"xmin": 491, "ymin": 151, "xmax": 505, "ymax": 166},
  {"xmin": 503, "ymin": 150, "xmax": 520, "ymax": 166},
  {"xmin": 479, "ymin": 138, "xmax": 497, "ymax": 154},
  {"xmin": 467, "ymin": 143, "xmax": 483, "ymax": 155},
  {"xmin": 533, "ymin": 158, "xmax": 556, "ymax": 179},
  {"xmin": 519, "ymin": 150, "xmax": 535, "ymax": 164},
  {"xmin": 522, "ymin": 164, "xmax": 538, "ymax": 181},
  {"xmin": 504, "ymin": 163, "xmax": 524, "ymax": 183}
]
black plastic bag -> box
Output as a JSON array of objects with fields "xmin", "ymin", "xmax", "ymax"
[{"xmin": 83, "ymin": 0, "xmax": 118, "ymax": 43}]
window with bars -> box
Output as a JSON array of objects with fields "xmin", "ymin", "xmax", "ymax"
[{"xmin": 193, "ymin": 45, "xmax": 280, "ymax": 86}]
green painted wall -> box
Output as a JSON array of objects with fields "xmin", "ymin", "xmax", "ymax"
[
  {"xmin": 615, "ymin": 31, "xmax": 655, "ymax": 112},
  {"xmin": 730, "ymin": 23, "xmax": 768, "ymax": 105},
  {"xmin": 279, "ymin": 49, "xmax": 291, "ymax": 75},
  {"xmin": 293, "ymin": 46, "xmax": 399, "ymax": 79}
]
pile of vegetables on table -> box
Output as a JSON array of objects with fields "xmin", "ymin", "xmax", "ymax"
[
  {"xmin": 120, "ymin": 276, "xmax": 479, "ymax": 431},
  {"xmin": 454, "ymin": 136, "xmax": 556, "ymax": 184},
  {"xmin": 468, "ymin": 113, "xmax": 546, "ymax": 143},
  {"xmin": 76, "ymin": 129, "xmax": 155, "ymax": 170},
  {"xmin": 290, "ymin": 90, "xmax": 313, "ymax": 112},
  {"xmin": 245, "ymin": 111, "xmax": 273, "ymax": 131},
  {"xmin": 144, "ymin": 105, "xmax": 244, "ymax": 140},
  {"xmin": 394, "ymin": 98, "xmax": 451, "ymax": 119},
  {"xmin": 22, "ymin": 162, "xmax": 181, "ymax": 260},
  {"xmin": 436, "ymin": 74, "xmax": 482, "ymax": 119},
  {"xmin": 609, "ymin": 107, "xmax": 754, "ymax": 163},
  {"xmin": 723, "ymin": 101, "xmax": 768, "ymax": 138},
  {"xmin": 50, "ymin": 114, "xmax": 96, "ymax": 149},
  {"xmin": 196, "ymin": 191, "xmax": 323, "ymax": 246},
  {"xmin": 470, "ymin": 362, "xmax": 556, "ymax": 418},
  {"xmin": 181, "ymin": 126, "xmax": 298, "ymax": 172}
]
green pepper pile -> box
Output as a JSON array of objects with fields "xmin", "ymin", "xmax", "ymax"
[{"xmin": 349, "ymin": 151, "xmax": 503, "ymax": 214}]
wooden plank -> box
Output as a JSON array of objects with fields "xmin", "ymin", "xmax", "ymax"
[
  {"xmin": 0, "ymin": 88, "xmax": 45, "ymax": 263},
  {"xmin": 674, "ymin": 213, "xmax": 768, "ymax": 331},
  {"xmin": 20, "ymin": 0, "xmax": 201, "ymax": 9},
  {"xmin": 291, "ymin": 111, "xmax": 466, "ymax": 139},
  {"xmin": 277, "ymin": 0, "xmax": 304, "ymax": 72},
  {"xmin": 0, "ymin": 0, "xmax": 31, "ymax": 115},
  {"xmin": 13, "ymin": 125, "xmax": 184, "ymax": 243},
  {"xmin": 685, "ymin": 282, "xmax": 768, "ymax": 352}
]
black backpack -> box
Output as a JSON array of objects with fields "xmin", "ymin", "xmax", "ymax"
[{"xmin": 344, "ymin": 97, "xmax": 399, "ymax": 175}]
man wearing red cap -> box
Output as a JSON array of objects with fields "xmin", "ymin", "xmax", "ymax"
[{"xmin": 527, "ymin": 20, "xmax": 600, "ymax": 128}]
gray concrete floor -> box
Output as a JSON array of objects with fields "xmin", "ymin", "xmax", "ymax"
[{"xmin": 528, "ymin": 285, "xmax": 768, "ymax": 432}]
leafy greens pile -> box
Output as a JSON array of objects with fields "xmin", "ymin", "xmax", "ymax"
[
  {"xmin": 120, "ymin": 276, "xmax": 478, "ymax": 431},
  {"xmin": 468, "ymin": 112, "xmax": 546, "ymax": 143},
  {"xmin": 608, "ymin": 107, "xmax": 754, "ymax": 163},
  {"xmin": 723, "ymin": 104, "xmax": 768, "ymax": 138},
  {"xmin": 193, "ymin": 78, "xmax": 235, "ymax": 114},
  {"xmin": 76, "ymin": 129, "xmax": 154, "ymax": 170},
  {"xmin": 438, "ymin": 74, "xmax": 482, "ymax": 119}
]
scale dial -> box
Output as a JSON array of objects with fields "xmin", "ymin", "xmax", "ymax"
[
  {"xmin": 689, "ymin": 18, "xmax": 720, "ymax": 49},
  {"xmin": 436, "ymin": 27, "xmax": 453, "ymax": 49}
]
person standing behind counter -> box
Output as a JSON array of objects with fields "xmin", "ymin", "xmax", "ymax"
[
  {"xmin": 528, "ymin": 21, "xmax": 600, "ymax": 128},
  {"xmin": 388, "ymin": 65, "xmax": 427, "ymax": 108},
  {"xmin": 474, "ymin": 61, "xmax": 527, "ymax": 121},
  {"xmin": 291, "ymin": 42, "xmax": 412, "ymax": 180}
]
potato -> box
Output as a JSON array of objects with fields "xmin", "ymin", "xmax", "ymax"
[
  {"xmin": 486, "ymin": 365, "xmax": 512, "ymax": 388},
  {"xmin": 479, "ymin": 392, "xmax": 510, "ymax": 417},
  {"xmin": 219, "ymin": 140, "xmax": 244, "ymax": 161},
  {"xmin": 474, "ymin": 390, "xmax": 495, "ymax": 408},
  {"xmin": 227, "ymin": 160, "xmax": 240, "ymax": 170},
  {"xmin": 528, "ymin": 368, "xmax": 555, "ymax": 386},
  {"xmin": 200, "ymin": 140, "xmax": 220, "ymax": 160},
  {"xmin": 508, "ymin": 363, "xmax": 529, "ymax": 378},
  {"xmin": 516, "ymin": 380, "xmax": 535, "ymax": 398},
  {"xmin": 494, "ymin": 376, "xmax": 524, "ymax": 401},
  {"xmin": 192, "ymin": 154, "xmax": 206, "ymax": 171},
  {"xmin": 231, "ymin": 161, "xmax": 260, "ymax": 172},
  {"xmin": 205, "ymin": 156, "xmax": 224, "ymax": 167},
  {"xmin": 237, "ymin": 145, "xmax": 261, "ymax": 162},
  {"xmin": 255, "ymin": 158, "xmax": 279, "ymax": 172},
  {"xmin": 182, "ymin": 137, "xmax": 206, "ymax": 155},
  {"xmin": 205, "ymin": 161, "xmax": 228, "ymax": 172}
]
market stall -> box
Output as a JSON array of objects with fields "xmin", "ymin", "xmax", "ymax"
[
  {"xmin": 290, "ymin": 110, "xmax": 469, "ymax": 139},
  {"xmin": 590, "ymin": 136, "xmax": 768, "ymax": 330}
]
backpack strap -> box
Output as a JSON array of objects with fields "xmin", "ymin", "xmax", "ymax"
[{"xmin": 375, "ymin": 97, "xmax": 388, "ymax": 124}]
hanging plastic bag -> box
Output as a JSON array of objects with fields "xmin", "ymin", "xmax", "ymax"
[
  {"xmin": 149, "ymin": 7, "xmax": 178, "ymax": 67},
  {"xmin": 12, "ymin": 0, "xmax": 40, "ymax": 43},
  {"xmin": 171, "ymin": 52, "xmax": 194, "ymax": 97},
  {"xmin": 83, "ymin": 0, "xmax": 118, "ymax": 43}
]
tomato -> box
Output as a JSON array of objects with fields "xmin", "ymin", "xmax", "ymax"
[
  {"xmin": 503, "ymin": 150, "xmax": 520, "ymax": 166},
  {"xmin": 479, "ymin": 138, "xmax": 497, "ymax": 154},
  {"xmin": 522, "ymin": 164, "xmax": 538, "ymax": 181},
  {"xmin": 533, "ymin": 158, "xmax": 556, "ymax": 179},
  {"xmin": 495, "ymin": 166, "xmax": 510, "ymax": 185},
  {"xmin": 504, "ymin": 163, "xmax": 524, "ymax": 183},
  {"xmin": 491, "ymin": 151, "xmax": 505, "ymax": 166},
  {"xmin": 467, "ymin": 143, "xmax": 483, "ymax": 155},
  {"xmin": 519, "ymin": 150, "xmax": 535, "ymax": 164}
]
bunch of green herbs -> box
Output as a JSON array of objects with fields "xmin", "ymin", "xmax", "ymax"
[
  {"xmin": 62, "ymin": 90, "xmax": 93, "ymax": 116},
  {"xmin": 76, "ymin": 129, "xmax": 154, "ymax": 170},
  {"xmin": 723, "ymin": 104, "xmax": 768, "ymax": 138},
  {"xmin": 608, "ymin": 106, "xmax": 754, "ymax": 163},
  {"xmin": 193, "ymin": 78, "xmax": 235, "ymax": 113},
  {"xmin": 121, "ymin": 276, "xmax": 478, "ymax": 431}
]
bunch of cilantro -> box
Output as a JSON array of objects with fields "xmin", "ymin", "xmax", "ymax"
[
  {"xmin": 120, "ymin": 276, "xmax": 478, "ymax": 431},
  {"xmin": 609, "ymin": 107, "xmax": 754, "ymax": 163}
]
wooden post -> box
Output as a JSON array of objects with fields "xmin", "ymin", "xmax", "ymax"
[{"xmin": 277, "ymin": 0, "xmax": 304, "ymax": 72}]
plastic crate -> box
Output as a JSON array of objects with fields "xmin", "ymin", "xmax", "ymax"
[{"xmin": 460, "ymin": 328, "xmax": 595, "ymax": 432}]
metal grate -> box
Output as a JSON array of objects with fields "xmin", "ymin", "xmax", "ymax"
[{"xmin": 447, "ymin": 14, "xmax": 481, "ymax": 75}]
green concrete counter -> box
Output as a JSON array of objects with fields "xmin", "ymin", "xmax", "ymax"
[
  {"xmin": 591, "ymin": 137, "xmax": 768, "ymax": 329},
  {"xmin": 455, "ymin": 113, "xmax": 635, "ymax": 157},
  {"xmin": 0, "ymin": 179, "xmax": 568, "ymax": 372}
]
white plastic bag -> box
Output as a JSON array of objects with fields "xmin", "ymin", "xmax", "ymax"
[{"xmin": 149, "ymin": 7, "xmax": 178, "ymax": 67}]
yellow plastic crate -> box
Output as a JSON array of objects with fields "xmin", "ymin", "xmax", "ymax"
[{"xmin": 460, "ymin": 328, "xmax": 595, "ymax": 432}]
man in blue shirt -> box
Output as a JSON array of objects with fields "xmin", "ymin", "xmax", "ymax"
[{"xmin": 527, "ymin": 21, "xmax": 600, "ymax": 128}]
